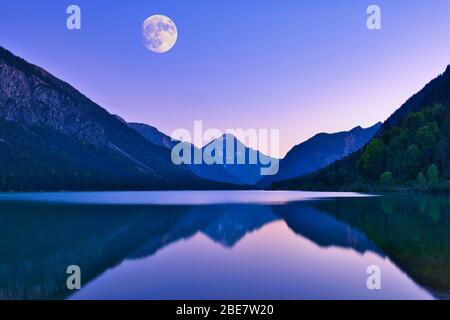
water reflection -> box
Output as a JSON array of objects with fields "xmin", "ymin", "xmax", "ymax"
[
  {"xmin": 0, "ymin": 193, "xmax": 448, "ymax": 300},
  {"xmin": 313, "ymin": 195, "xmax": 450, "ymax": 299}
]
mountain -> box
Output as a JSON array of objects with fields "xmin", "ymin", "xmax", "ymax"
[
  {"xmin": 383, "ymin": 65, "xmax": 450, "ymax": 129},
  {"xmin": 273, "ymin": 65, "xmax": 450, "ymax": 191},
  {"xmin": 258, "ymin": 123, "xmax": 381, "ymax": 187},
  {"xmin": 126, "ymin": 122, "xmax": 242, "ymax": 184},
  {"xmin": 128, "ymin": 123, "xmax": 276, "ymax": 185},
  {"xmin": 0, "ymin": 46, "xmax": 232, "ymax": 191},
  {"xmin": 203, "ymin": 134, "xmax": 278, "ymax": 185}
]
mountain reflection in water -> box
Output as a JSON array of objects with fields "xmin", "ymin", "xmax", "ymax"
[{"xmin": 0, "ymin": 192, "xmax": 448, "ymax": 300}]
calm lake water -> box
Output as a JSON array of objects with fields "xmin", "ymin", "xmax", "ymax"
[{"xmin": 0, "ymin": 191, "xmax": 448, "ymax": 300}]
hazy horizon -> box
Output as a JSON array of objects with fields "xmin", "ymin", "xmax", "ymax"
[{"xmin": 1, "ymin": 0, "xmax": 450, "ymax": 156}]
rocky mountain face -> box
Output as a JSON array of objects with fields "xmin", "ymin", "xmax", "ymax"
[
  {"xmin": 258, "ymin": 123, "xmax": 381, "ymax": 187},
  {"xmin": 0, "ymin": 46, "xmax": 229, "ymax": 191}
]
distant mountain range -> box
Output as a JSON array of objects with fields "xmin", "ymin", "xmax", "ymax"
[
  {"xmin": 257, "ymin": 123, "xmax": 381, "ymax": 187},
  {"xmin": 3, "ymin": 45, "xmax": 443, "ymax": 192},
  {"xmin": 127, "ymin": 118, "xmax": 380, "ymax": 187},
  {"xmin": 128, "ymin": 121, "xmax": 276, "ymax": 185},
  {"xmin": 0, "ymin": 47, "xmax": 234, "ymax": 191}
]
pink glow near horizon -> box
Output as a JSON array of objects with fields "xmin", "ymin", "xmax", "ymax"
[{"xmin": 1, "ymin": 1, "xmax": 450, "ymax": 157}]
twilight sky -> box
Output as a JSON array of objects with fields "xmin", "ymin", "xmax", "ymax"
[{"xmin": 1, "ymin": 0, "xmax": 450, "ymax": 156}]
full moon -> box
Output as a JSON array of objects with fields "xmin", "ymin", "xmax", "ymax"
[{"xmin": 142, "ymin": 15, "xmax": 178, "ymax": 53}]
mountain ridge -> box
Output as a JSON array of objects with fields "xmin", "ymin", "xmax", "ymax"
[
  {"xmin": 382, "ymin": 65, "xmax": 450, "ymax": 130},
  {"xmin": 273, "ymin": 64, "xmax": 450, "ymax": 191},
  {"xmin": 127, "ymin": 121, "xmax": 277, "ymax": 185},
  {"xmin": 258, "ymin": 122, "xmax": 381, "ymax": 187},
  {"xmin": 0, "ymin": 46, "xmax": 233, "ymax": 191}
]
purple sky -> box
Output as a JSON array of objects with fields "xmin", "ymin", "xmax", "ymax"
[{"xmin": 1, "ymin": 0, "xmax": 450, "ymax": 156}]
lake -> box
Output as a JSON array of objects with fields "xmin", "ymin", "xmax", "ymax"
[{"xmin": 0, "ymin": 191, "xmax": 448, "ymax": 300}]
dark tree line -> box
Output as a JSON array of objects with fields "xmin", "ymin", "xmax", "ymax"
[
  {"xmin": 359, "ymin": 103, "xmax": 450, "ymax": 191},
  {"xmin": 273, "ymin": 103, "xmax": 450, "ymax": 192}
]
